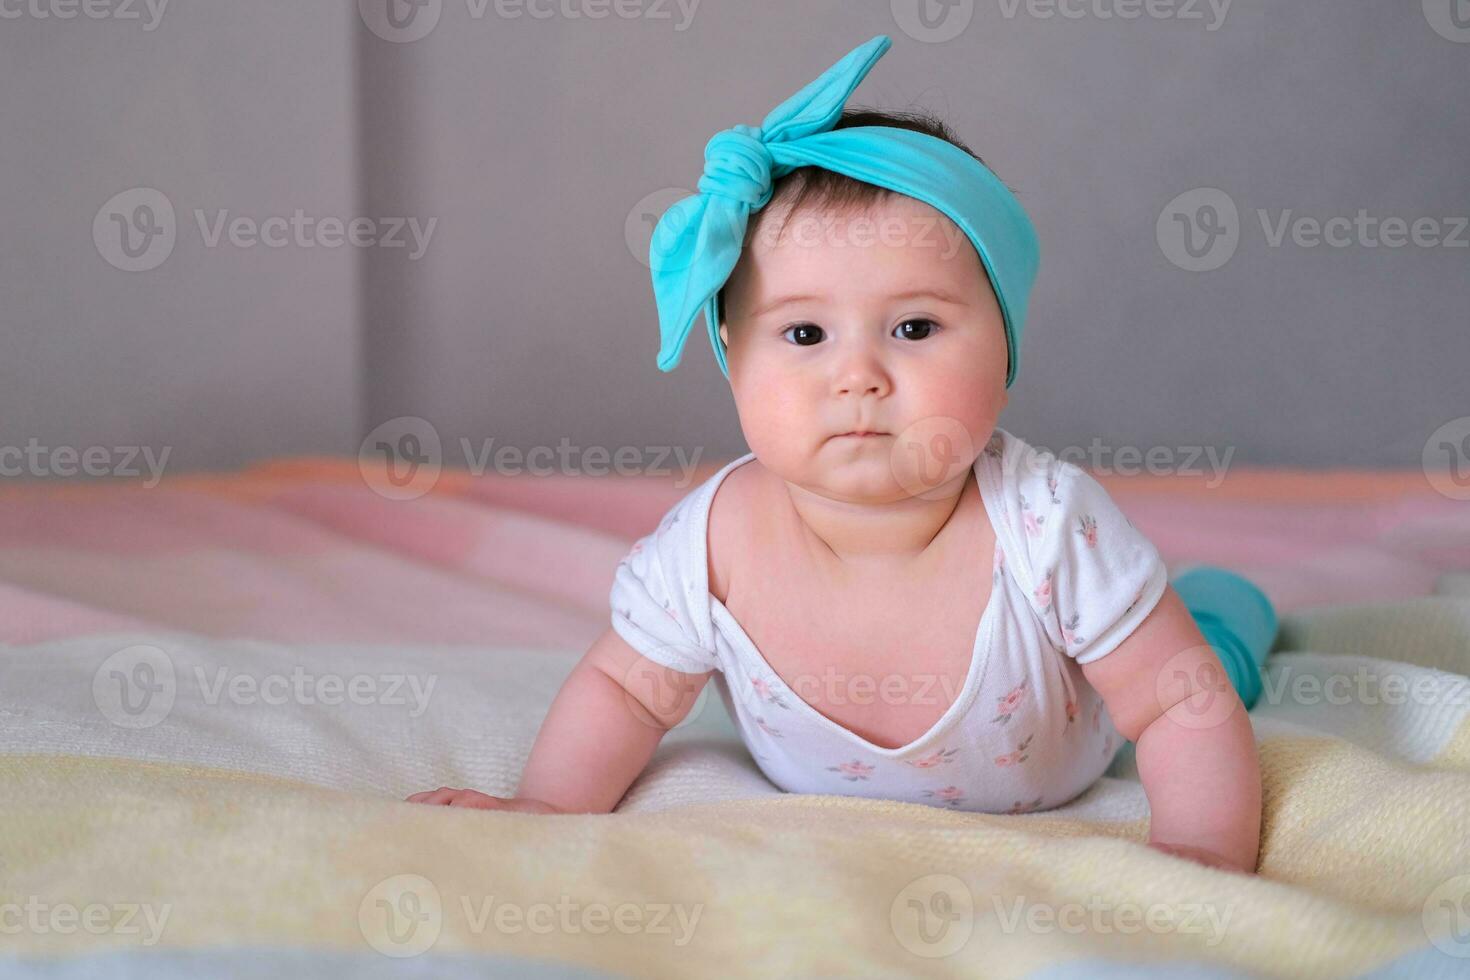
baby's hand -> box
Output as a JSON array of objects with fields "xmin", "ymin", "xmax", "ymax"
[{"xmin": 404, "ymin": 787, "xmax": 562, "ymax": 814}]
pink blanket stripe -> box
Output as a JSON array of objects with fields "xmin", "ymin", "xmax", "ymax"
[{"xmin": 0, "ymin": 455, "xmax": 1465, "ymax": 648}]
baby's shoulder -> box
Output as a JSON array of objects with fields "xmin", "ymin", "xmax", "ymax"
[
  {"xmin": 624, "ymin": 452, "xmax": 764, "ymax": 605},
  {"xmin": 984, "ymin": 428, "xmax": 1126, "ymax": 554},
  {"xmin": 985, "ymin": 428, "xmax": 1077, "ymax": 513},
  {"xmin": 706, "ymin": 455, "xmax": 765, "ymax": 604}
]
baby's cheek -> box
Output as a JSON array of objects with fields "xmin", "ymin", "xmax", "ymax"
[
  {"xmin": 732, "ymin": 377, "xmax": 809, "ymax": 459},
  {"xmin": 916, "ymin": 369, "xmax": 1004, "ymax": 447}
]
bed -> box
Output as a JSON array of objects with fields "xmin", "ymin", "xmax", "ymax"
[{"xmin": 1, "ymin": 453, "xmax": 1467, "ymax": 978}]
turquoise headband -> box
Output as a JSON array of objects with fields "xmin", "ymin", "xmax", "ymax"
[{"xmin": 648, "ymin": 34, "xmax": 1041, "ymax": 388}]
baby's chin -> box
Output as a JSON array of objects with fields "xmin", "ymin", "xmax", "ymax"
[{"xmin": 780, "ymin": 441, "xmax": 971, "ymax": 505}]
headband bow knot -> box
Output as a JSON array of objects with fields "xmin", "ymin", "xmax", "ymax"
[
  {"xmin": 699, "ymin": 125, "xmax": 774, "ymax": 209},
  {"xmin": 649, "ymin": 34, "xmax": 1041, "ymax": 387}
]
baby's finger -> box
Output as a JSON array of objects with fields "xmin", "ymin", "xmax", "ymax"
[
  {"xmin": 448, "ymin": 790, "xmax": 505, "ymax": 810},
  {"xmin": 417, "ymin": 787, "xmax": 461, "ymax": 806}
]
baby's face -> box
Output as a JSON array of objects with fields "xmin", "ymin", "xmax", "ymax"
[{"xmin": 719, "ymin": 193, "xmax": 1010, "ymax": 504}]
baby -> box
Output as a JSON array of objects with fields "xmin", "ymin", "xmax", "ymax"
[{"xmin": 409, "ymin": 37, "xmax": 1276, "ymax": 876}]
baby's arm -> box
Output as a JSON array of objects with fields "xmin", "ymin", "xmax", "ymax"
[
  {"xmin": 1081, "ymin": 585, "xmax": 1262, "ymax": 875},
  {"xmin": 407, "ymin": 626, "xmax": 710, "ymax": 814}
]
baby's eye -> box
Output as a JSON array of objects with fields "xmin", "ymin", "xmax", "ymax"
[
  {"xmin": 893, "ymin": 319, "xmax": 939, "ymax": 341},
  {"xmin": 782, "ymin": 323, "xmax": 825, "ymax": 346}
]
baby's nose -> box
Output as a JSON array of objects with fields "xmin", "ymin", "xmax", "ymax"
[{"xmin": 835, "ymin": 362, "xmax": 890, "ymax": 397}]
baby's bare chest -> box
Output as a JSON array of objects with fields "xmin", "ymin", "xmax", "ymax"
[
  {"xmin": 708, "ymin": 462, "xmax": 999, "ymax": 748},
  {"xmin": 722, "ymin": 553, "xmax": 993, "ymax": 748}
]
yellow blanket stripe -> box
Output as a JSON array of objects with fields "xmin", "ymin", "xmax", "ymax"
[{"xmin": 3, "ymin": 745, "xmax": 1463, "ymax": 977}]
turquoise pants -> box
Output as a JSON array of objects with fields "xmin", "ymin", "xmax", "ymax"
[{"xmin": 1172, "ymin": 564, "xmax": 1279, "ymax": 710}]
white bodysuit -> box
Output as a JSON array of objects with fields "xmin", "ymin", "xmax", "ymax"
[{"xmin": 608, "ymin": 427, "xmax": 1170, "ymax": 814}]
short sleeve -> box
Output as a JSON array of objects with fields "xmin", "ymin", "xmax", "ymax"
[
  {"xmin": 1024, "ymin": 459, "xmax": 1169, "ymax": 665},
  {"xmin": 608, "ymin": 495, "xmax": 720, "ymax": 675}
]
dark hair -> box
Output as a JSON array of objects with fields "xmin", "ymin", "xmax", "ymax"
[{"xmin": 715, "ymin": 107, "xmax": 996, "ymax": 326}]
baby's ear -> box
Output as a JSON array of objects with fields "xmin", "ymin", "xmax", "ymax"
[{"xmin": 718, "ymin": 323, "xmax": 729, "ymax": 346}]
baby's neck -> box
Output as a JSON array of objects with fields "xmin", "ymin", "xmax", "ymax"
[{"xmin": 781, "ymin": 468, "xmax": 975, "ymax": 572}]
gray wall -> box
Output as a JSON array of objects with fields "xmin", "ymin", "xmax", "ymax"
[
  {"xmin": 1, "ymin": 2, "xmax": 362, "ymax": 473},
  {"xmin": 3, "ymin": 1, "xmax": 1467, "ymax": 476}
]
